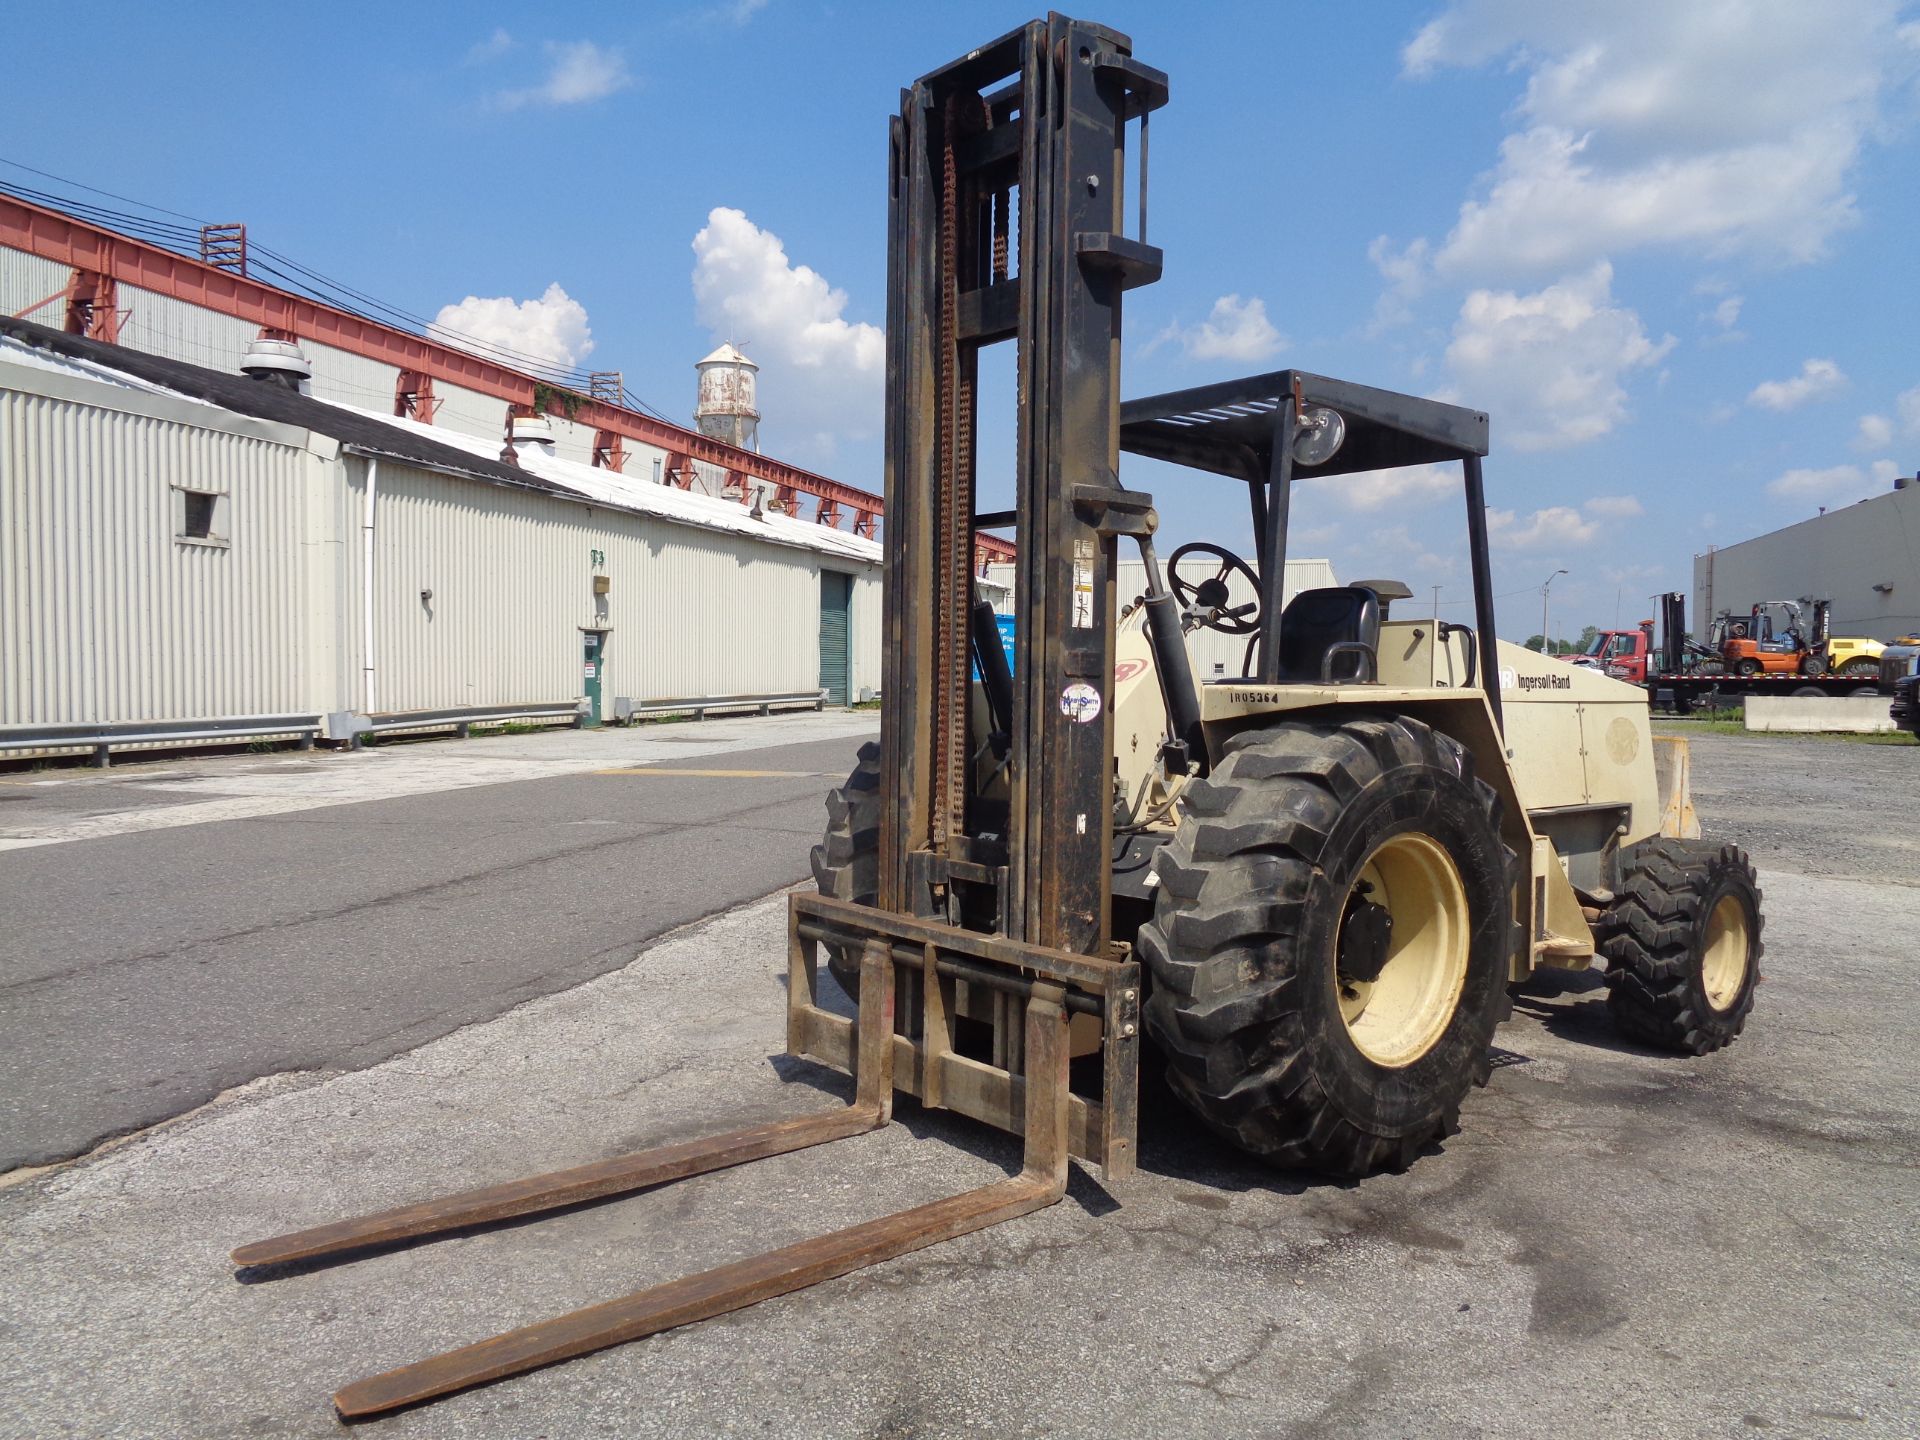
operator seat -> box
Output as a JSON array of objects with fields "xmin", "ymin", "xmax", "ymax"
[{"xmin": 1276, "ymin": 586, "xmax": 1381, "ymax": 683}]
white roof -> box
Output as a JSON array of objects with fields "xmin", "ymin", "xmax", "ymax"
[
  {"xmin": 0, "ymin": 331, "xmax": 879, "ymax": 567},
  {"xmin": 0, "ymin": 332, "xmax": 221, "ymax": 407},
  {"xmin": 319, "ymin": 397, "xmax": 882, "ymax": 567}
]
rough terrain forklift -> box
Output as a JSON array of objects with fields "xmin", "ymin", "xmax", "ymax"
[{"xmin": 235, "ymin": 16, "xmax": 1763, "ymax": 1416}]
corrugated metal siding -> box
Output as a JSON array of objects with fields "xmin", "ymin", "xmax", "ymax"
[
  {"xmin": 0, "ymin": 245, "xmax": 73, "ymax": 325},
  {"xmin": 4, "ymin": 374, "xmax": 882, "ymax": 736},
  {"xmin": 118, "ymin": 284, "xmax": 260, "ymax": 374},
  {"xmin": 849, "ymin": 569, "xmax": 883, "ymax": 697},
  {"xmin": 545, "ymin": 412, "xmax": 597, "ymax": 467},
  {"xmin": 302, "ymin": 337, "xmax": 403, "ymax": 415},
  {"xmin": 354, "ymin": 462, "xmax": 867, "ymax": 712},
  {"xmin": 0, "ymin": 387, "xmax": 312, "ymax": 726},
  {"xmin": 430, "ymin": 380, "xmax": 509, "ymax": 446}
]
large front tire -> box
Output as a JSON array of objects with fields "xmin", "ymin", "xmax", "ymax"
[
  {"xmin": 809, "ymin": 741, "xmax": 881, "ymax": 997},
  {"xmin": 1595, "ymin": 838, "xmax": 1762, "ymax": 1054},
  {"xmin": 1139, "ymin": 716, "xmax": 1518, "ymax": 1177}
]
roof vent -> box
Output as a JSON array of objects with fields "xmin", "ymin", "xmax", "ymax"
[
  {"xmin": 239, "ymin": 336, "xmax": 311, "ymax": 390},
  {"xmin": 509, "ymin": 413, "xmax": 557, "ymax": 457}
]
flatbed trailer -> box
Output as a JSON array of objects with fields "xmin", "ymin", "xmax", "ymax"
[
  {"xmin": 1647, "ymin": 670, "xmax": 1884, "ymax": 714},
  {"xmin": 1620, "ymin": 594, "xmax": 1886, "ymax": 712}
]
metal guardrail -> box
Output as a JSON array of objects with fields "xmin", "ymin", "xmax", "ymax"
[
  {"xmin": 355, "ymin": 702, "xmax": 584, "ymax": 740},
  {"xmin": 0, "ymin": 714, "xmax": 324, "ymax": 767},
  {"xmin": 3, "ymin": 691, "xmax": 837, "ymax": 766},
  {"xmin": 614, "ymin": 690, "xmax": 828, "ymax": 721}
]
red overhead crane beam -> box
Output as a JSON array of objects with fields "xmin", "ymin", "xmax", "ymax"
[{"xmin": 0, "ymin": 192, "xmax": 1017, "ymax": 562}]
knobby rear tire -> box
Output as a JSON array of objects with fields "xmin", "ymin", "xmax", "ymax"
[{"xmin": 1595, "ymin": 838, "xmax": 1762, "ymax": 1054}]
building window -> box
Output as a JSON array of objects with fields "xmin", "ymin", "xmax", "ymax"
[
  {"xmin": 652, "ymin": 456, "xmax": 663, "ymax": 485},
  {"xmin": 174, "ymin": 487, "xmax": 230, "ymax": 547}
]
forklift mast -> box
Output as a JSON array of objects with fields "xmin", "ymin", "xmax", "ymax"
[{"xmin": 880, "ymin": 17, "xmax": 1167, "ymax": 959}]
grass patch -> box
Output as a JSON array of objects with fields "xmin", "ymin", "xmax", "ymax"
[
  {"xmin": 850, "ymin": 699, "xmax": 883, "ymax": 711},
  {"xmin": 1655, "ymin": 719, "xmax": 1915, "ymax": 745}
]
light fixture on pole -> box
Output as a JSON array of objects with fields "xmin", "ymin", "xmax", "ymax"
[{"xmin": 1541, "ymin": 569, "xmax": 1568, "ymax": 653}]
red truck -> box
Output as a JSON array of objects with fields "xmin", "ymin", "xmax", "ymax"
[{"xmin": 1585, "ymin": 595, "xmax": 1884, "ymax": 712}]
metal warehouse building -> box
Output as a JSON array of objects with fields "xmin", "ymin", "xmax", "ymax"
[
  {"xmin": 1694, "ymin": 478, "xmax": 1920, "ymax": 643},
  {"xmin": 0, "ymin": 190, "xmax": 911, "ymax": 536},
  {"xmin": 1, "ymin": 317, "xmax": 882, "ymax": 760}
]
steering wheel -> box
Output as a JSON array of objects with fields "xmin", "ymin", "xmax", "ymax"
[{"xmin": 1167, "ymin": 542, "xmax": 1262, "ymax": 635}]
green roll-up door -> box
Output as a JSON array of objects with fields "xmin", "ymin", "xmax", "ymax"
[{"xmin": 819, "ymin": 571, "xmax": 852, "ymax": 705}]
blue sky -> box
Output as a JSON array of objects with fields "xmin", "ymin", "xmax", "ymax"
[{"xmin": 5, "ymin": 1, "xmax": 1917, "ymax": 639}]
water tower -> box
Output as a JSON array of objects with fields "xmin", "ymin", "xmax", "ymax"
[{"xmin": 694, "ymin": 343, "xmax": 760, "ymax": 453}]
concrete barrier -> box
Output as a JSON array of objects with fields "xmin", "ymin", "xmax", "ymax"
[{"xmin": 1744, "ymin": 695, "xmax": 1896, "ymax": 734}]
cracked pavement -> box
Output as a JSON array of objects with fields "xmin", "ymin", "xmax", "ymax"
[{"xmin": 0, "ymin": 730, "xmax": 1914, "ymax": 1437}]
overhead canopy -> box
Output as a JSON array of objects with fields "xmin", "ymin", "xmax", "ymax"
[{"xmin": 1120, "ymin": 369, "xmax": 1489, "ymax": 482}]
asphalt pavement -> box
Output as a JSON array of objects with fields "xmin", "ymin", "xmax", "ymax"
[
  {"xmin": 0, "ymin": 715, "xmax": 878, "ymax": 1171},
  {"xmin": 0, "ymin": 727, "xmax": 1913, "ymax": 1438}
]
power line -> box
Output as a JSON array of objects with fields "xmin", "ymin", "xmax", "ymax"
[
  {"xmin": 0, "ymin": 161, "xmax": 681, "ymax": 418},
  {"xmin": 0, "ymin": 155, "xmax": 204, "ymax": 224}
]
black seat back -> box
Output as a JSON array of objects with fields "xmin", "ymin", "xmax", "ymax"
[{"xmin": 1276, "ymin": 586, "xmax": 1381, "ymax": 683}]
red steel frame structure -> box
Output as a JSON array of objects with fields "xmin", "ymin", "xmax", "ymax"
[{"xmin": 2, "ymin": 191, "xmax": 1015, "ymax": 568}]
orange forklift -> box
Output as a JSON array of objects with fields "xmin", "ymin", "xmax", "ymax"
[{"xmin": 1718, "ymin": 599, "xmax": 1828, "ymax": 677}]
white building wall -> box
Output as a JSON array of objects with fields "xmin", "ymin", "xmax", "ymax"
[
  {"xmin": 0, "ymin": 246, "xmax": 73, "ymax": 325},
  {"xmin": 118, "ymin": 284, "xmax": 260, "ymax": 375},
  {"xmin": 301, "ymin": 337, "xmax": 403, "ymax": 415},
  {"xmin": 430, "ymin": 379, "xmax": 509, "ymax": 447},
  {"xmin": 1693, "ymin": 483, "xmax": 1920, "ymax": 642},
  {"xmin": 0, "ymin": 379, "xmax": 315, "ymax": 727},
  {"xmin": 341, "ymin": 460, "xmax": 872, "ymax": 714},
  {"xmin": 544, "ymin": 411, "xmax": 597, "ymax": 467},
  {"xmin": 848, "ymin": 566, "xmax": 883, "ymax": 698}
]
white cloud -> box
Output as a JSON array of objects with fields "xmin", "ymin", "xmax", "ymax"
[
  {"xmin": 431, "ymin": 283, "xmax": 594, "ymax": 371},
  {"xmin": 1899, "ymin": 385, "xmax": 1920, "ymax": 436},
  {"xmin": 1440, "ymin": 262, "xmax": 1674, "ymax": 451},
  {"xmin": 1583, "ymin": 494, "xmax": 1643, "ymax": 518},
  {"xmin": 1399, "ymin": 1, "xmax": 1907, "ymax": 277},
  {"xmin": 1367, "ymin": 236, "xmax": 1430, "ymax": 330},
  {"xmin": 1854, "ymin": 413, "xmax": 1893, "ymax": 450},
  {"xmin": 691, "ymin": 207, "xmax": 884, "ymax": 457},
  {"xmin": 464, "ymin": 28, "xmax": 514, "ymax": 65},
  {"xmin": 1151, "ymin": 294, "xmax": 1283, "ymax": 363},
  {"xmin": 1765, "ymin": 463, "xmax": 1889, "ymax": 505},
  {"xmin": 1709, "ymin": 296, "xmax": 1744, "ymax": 330},
  {"xmin": 715, "ymin": 0, "xmax": 769, "ymax": 23},
  {"xmin": 1747, "ymin": 358, "xmax": 1847, "ymax": 412},
  {"xmin": 492, "ymin": 40, "xmax": 632, "ymax": 110},
  {"xmin": 1487, "ymin": 505, "xmax": 1600, "ymax": 550},
  {"xmin": 1299, "ymin": 462, "xmax": 1458, "ymax": 514}
]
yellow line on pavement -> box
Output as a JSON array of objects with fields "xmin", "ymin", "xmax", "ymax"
[{"xmin": 593, "ymin": 768, "xmax": 825, "ymax": 778}]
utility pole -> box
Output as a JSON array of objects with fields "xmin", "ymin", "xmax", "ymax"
[
  {"xmin": 1541, "ymin": 568, "xmax": 1568, "ymax": 652},
  {"xmin": 1430, "ymin": 585, "xmax": 1443, "ymax": 684}
]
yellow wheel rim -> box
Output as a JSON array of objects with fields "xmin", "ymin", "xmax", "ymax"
[
  {"xmin": 1701, "ymin": 893, "xmax": 1750, "ymax": 1011},
  {"xmin": 1336, "ymin": 833, "xmax": 1471, "ymax": 1068}
]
